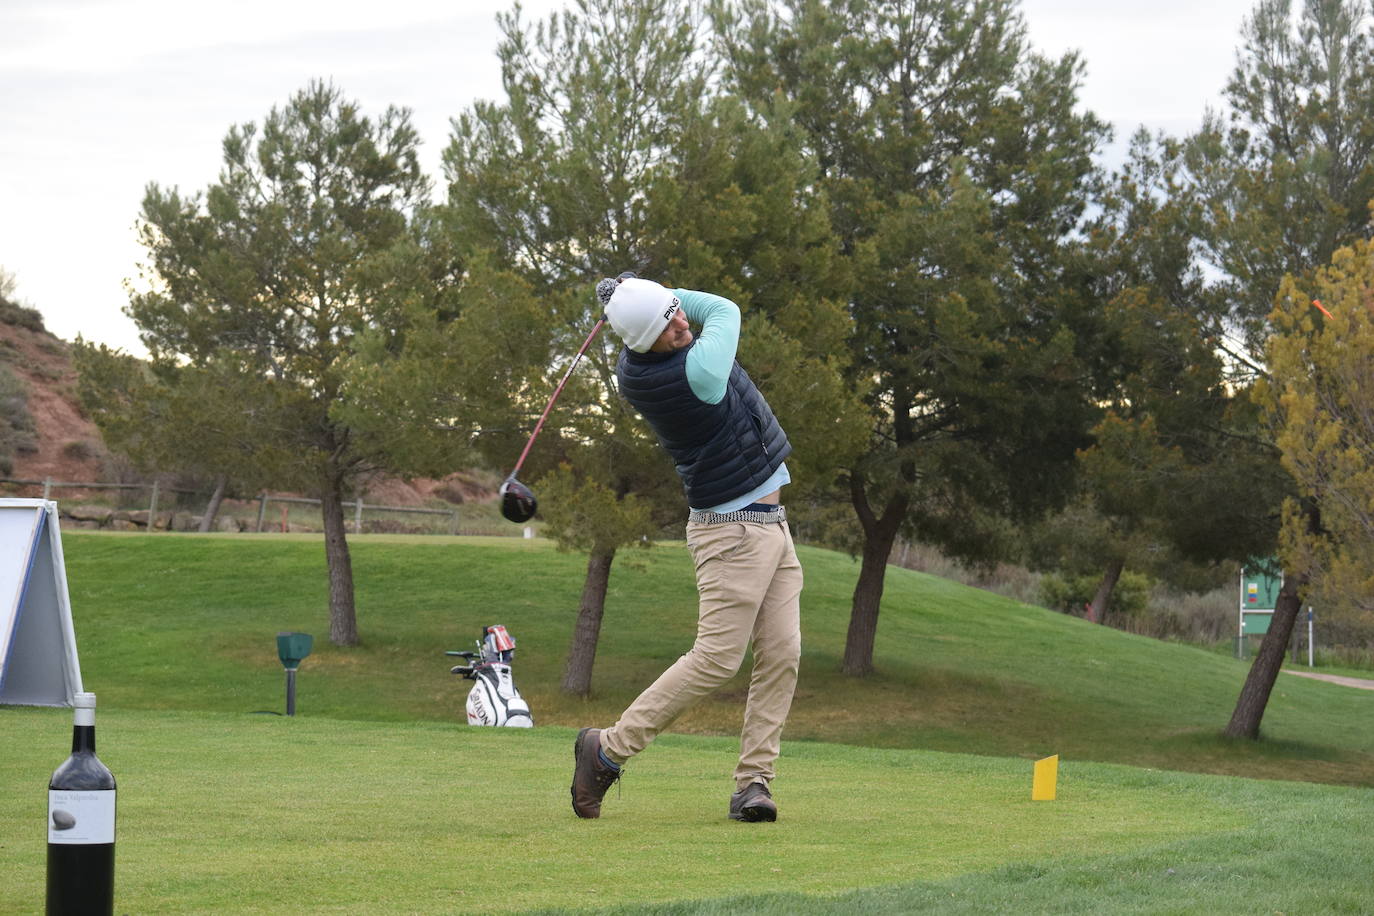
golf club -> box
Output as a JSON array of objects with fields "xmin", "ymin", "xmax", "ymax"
[
  {"xmin": 500, "ymin": 272, "xmax": 635, "ymax": 524},
  {"xmin": 499, "ymin": 316, "xmax": 607, "ymax": 523}
]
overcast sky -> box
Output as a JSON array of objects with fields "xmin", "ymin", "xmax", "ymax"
[{"xmin": 1, "ymin": 0, "xmax": 1261, "ymax": 356}]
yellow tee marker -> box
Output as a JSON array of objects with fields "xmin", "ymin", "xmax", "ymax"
[{"xmin": 1032, "ymin": 755, "xmax": 1059, "ymax": 801}]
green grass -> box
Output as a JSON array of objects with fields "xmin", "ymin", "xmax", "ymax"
[
  {"xmin": 3, "ymin": 706, "xmax": 1371, "ymax": 914},
  {"xmin": 59, "ymin": 532, "xmax": 1374, "ymax": 787},
  {"xmin": 5, "ymin": 532, "xmax": 1373, "ymax": 912}
]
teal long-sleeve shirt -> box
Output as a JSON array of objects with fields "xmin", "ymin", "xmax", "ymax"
[
  {"xmin": 674, "ymin": 288, "xmax": 739, "ymax": 404},
  {"xmin": 672, "ymin": 288, "xmax": 791, "ymax": 511}
]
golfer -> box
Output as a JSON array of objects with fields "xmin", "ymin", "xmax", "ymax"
[{"xmin": 570, "ymin": 277, "xmax": 803, "ymax": 822}]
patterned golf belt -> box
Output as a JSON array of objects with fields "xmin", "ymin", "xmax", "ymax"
[{"xmin": 687, "ymin": 503, "xmax": 786, "ymax": 525}]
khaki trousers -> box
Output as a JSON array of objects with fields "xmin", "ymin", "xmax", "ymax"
[{"xmin": 600, "ymin": 519, "xmax": 803, "ymax": 789}]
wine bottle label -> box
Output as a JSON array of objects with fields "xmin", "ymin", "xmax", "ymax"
[{"xmin": 47, "ymin": 790, "xmax": 116, "ymax": 844}]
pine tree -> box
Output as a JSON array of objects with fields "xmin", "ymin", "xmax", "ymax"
[
  {"xmin": 715, "ymin": 0, "xmax": 1109, "ymax": 674},
  {"xmin": 444, "ymin": 0, "xmax": 862, "ymax": 695},
  {"xmin": 79, "ymin": 82, "xmax": 465, "ymax": 646}
]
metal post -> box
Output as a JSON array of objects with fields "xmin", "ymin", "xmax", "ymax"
[
  {"xmin": 148, "ymin": 480, "xmax": 160, "ymax": 531},
  {"xmin": 42, "ymin": 476, "xmax": 52, "ymax": 500},
  {"xmin": 1307, "ymin": 607, "xmax": 1315, "ymax": 667},
  {"xmin": 256, "ymin": 495, "xmax": 268, "ymax": 532},
  {"xmin": 284, "ymin": 668, "xmax": 297, "ymax": 716},
  {"xmin": 354, "ymin": 496, "xmax": 363, "ymax": 534},
  {"xmin": 1235, "ymin": 568, "xmax": 1245, "ymax": 659}
]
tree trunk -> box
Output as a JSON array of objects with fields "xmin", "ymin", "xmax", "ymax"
[
  {"xmin": 1224, "ymin": 574, "xmax": 1304, "ymax": 739},
  {"xmin": 197, "ymin": 474, "xmax": 229, "ymax": 533},
  {"xmin": 1087, "ymin": 557, "xmax": 1125, "ymax": 624},
  {"xmin": 843, "ymin": 476, "xmax": 910, "ymax": 677},
  {"xmin": 320, "ymin": 469, "xmax": 359, "ymax": 647},
  {"xmin": 561, "ymin": 547, "xmax": 615, "ymax": 697}
]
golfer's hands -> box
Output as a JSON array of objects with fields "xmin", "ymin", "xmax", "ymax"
[{"xmin": 595, "ymin": 271, "xmax": 638, "ymax": 308}]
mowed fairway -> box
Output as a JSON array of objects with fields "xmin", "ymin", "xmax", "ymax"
[
  {"xmin": 50, "ymin": 533, "xmax": 1374, "ymax": 785},
  {"xmin": 1, "ymin": 532, "xmax": 1372, "ymax": 912},
  {"xmin": 3, "ymin": 706, "xmax": 1369, "ymax": 914}
]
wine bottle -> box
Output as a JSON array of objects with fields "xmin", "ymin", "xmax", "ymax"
[{"xmin": 46, "ymin": 692, "xmax": 116, "ymax": 916}]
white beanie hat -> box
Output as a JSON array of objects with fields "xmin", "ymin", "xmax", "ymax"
[{"xmin": 605, "ymin": 278, "xmax": 681, "ymax": 353}]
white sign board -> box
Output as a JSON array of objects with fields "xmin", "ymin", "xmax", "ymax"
[{"xmin": 0, "ymin": 499, "xmax": 83, "ymax": 706}]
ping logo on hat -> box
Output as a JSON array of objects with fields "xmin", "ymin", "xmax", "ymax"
[{"xmin": 606, "ymin": 279, "xmax": 680, "ymax": 352}]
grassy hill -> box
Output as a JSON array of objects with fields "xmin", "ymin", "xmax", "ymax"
[{"xmin": 54, "ymin": 532, "xmax": 1374, "ymax": 786}]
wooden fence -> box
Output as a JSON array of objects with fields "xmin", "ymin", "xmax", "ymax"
[{"xmin": 0, "ymin": 477, "xmax": 459, "ymax": 534}]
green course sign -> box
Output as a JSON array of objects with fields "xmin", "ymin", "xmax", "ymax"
[
  {"xmin": 1236, "ymin": 559, "xmax": 1282, "ymax": 646},
  {"xmin": 1241, "ymin": 562, "xmax": 1282, "ymax": 612}
]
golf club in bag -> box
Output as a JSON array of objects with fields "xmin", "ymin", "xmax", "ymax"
[
  {"xmin": 498, "ymin": 271, "xmax": 637, "ymax": 523},
  {"xmin": 446, "ymin": 625, "xmax": 533, "ymax": 728}
]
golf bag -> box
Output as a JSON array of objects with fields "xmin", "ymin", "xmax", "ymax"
[{"xmin": 446, "ymin": 625, "xmax": 533, "ymax": 728}]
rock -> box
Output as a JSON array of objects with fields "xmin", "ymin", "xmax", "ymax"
[{"xmin": 63, "ymin": 505, "xmax": 113, "ymax": 525}]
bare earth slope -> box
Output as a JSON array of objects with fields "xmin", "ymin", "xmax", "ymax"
[
  {"xmin": 0, "ymin": 312, "xmax": 491, "ymax": 510},
  {"xmin": 0, "ymin": 316, "xmax": 103, "ymax": 484}
]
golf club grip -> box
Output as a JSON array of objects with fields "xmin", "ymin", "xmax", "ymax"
[{"xmin": 508, "ymin": 318, "xmax": 606, "ymax": 478}]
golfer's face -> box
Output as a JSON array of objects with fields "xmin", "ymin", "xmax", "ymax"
[{"xmin": 650, "ymin": 309, "xmax": 693, "ymax": 353}]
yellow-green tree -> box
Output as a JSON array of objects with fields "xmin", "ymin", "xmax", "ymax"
[
  {"xmin": 1260, "ymin": 239, "xmax": 1374, "ymax": 626},
  {"xmin": 1184, "ymin": 0, "xmax": 1374, "ymax": 739}
]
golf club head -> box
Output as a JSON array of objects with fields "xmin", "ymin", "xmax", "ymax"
[{"xmin": 499, "ymin": 477, "xmax": 537, "ymax": 523}]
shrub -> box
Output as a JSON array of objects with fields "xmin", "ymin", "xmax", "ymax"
[
  {"xmin": 37, "ymin": 337, "xmax": 67, "ymax": 357},
  {"xmin": 0, "ymin": 298, "xmax": 47, "ymax": 333},
  {"xmin": 431, "ymin": 480, "xmax": 467, "ymax": 504},
  {"xmin": 1039, "ymin": 569, "xmax": 1152, "ymax": 619},
  {"xmin": 0, "ymin": 365, "xmax": 37, "ymax": 468},
  {"xmin": 62, "ymin": 440, "xmax": 100, "ymax": 461}
]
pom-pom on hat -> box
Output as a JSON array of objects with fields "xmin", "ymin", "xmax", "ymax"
[{"xmin": 604, "ymin": 278, "xmax": 681, "ymax": 353}]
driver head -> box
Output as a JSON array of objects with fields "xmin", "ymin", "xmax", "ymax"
[{"xmin": 499, "ymin": 477, "xmax": 537, "ymax": 523}]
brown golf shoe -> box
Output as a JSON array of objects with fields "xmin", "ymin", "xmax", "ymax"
[
  {"xmin": 570, "ymin": 727, "xmax": 621, "ymax": 819},
  {"xmin": 728, "ymin": 781, "xmax": 777, "ymax": 822}
]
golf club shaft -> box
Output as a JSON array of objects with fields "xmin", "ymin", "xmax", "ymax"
[{"xmin": 508, "ymin": 318, "xmax": 606, "ymax": 479}]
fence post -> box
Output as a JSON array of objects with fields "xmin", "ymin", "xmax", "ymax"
[
  {"xmin": 354, "ymin": 496, "xmax": 363, "ymax": 534},
  {"xmin": 148, "ymin": 480, "xmax": 160, "ymax": 532},
  {"xmin": 42, "ymin": 477, "xmax": 52, "ymax": 500},
  {"xmin": 256, "ymin": 494, "xmax": 268, "ymax": 532},
  {"xmin": 448, "ymin": 510, "xmax": 458, "ymax": 536}
]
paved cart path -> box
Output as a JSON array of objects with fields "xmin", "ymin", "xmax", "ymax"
[{"xmin": 1283, "ymin": 670, "xmax": 1374, "ymax": 690}]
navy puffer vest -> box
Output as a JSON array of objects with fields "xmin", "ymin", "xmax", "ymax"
[{"xmin": 617, "ymin": 345, "xmax": 791, "ymax": 508}]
